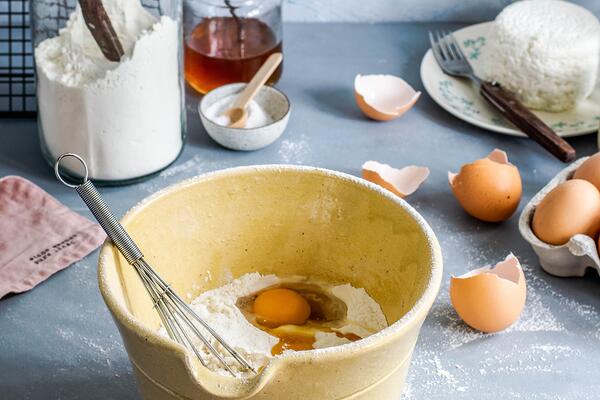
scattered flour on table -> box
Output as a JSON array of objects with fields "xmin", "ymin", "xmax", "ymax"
[
  {"xmin": 137, "ymin": 155, "xmax": 234, "ymax": 194},
  {"xmin": 401, "ymin": 257, "xmax": 594, "ymax": 399},
  {"xmin": 158, "ymin": 155, "xmax": 205, "ymax": 179},
  {"xmin": 399, "ymin": 216, "xmax": 598, "ymax": 399},
  {"xmin": 278, "ymin": 133, "xmax": 310, "ymax": 164}
]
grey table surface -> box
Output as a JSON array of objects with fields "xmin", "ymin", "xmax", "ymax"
[{"xmin": 1, "ymin": 22, "xmax": 599, "ymax": 400}]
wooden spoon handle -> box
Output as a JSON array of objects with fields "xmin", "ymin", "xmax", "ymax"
[
  {"xmin": 231, "ymin": 52, "xmax": 283, "ymax": 109},
  {"xmin": 480, "ymin": 81, "xmax": 576, "ymax": 163},
  {"xmin": 78, "ymin": 0, "xmax": 124, "ymax": 62}
]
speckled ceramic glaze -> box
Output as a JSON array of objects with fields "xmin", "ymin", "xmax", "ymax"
[
  {"xmin": 199, "ymin": 84, "xmax": 291, "ymax": 151},
  {"xmin": 97, "ymin": 166, "xmax": 443, "ymax": 400},
  {"xmin": 519, "ymin": 157, "xmax": 600, "ymax": 277}
]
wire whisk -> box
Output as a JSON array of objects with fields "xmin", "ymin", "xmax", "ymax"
[{"xmin": 54, "ymin": 153, "xmax": 255, "ymax": 376}]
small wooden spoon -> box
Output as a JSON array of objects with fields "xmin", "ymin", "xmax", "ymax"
[{"xmin": 223, "ymin": 52, "xmax": 283, "ymax": 128}]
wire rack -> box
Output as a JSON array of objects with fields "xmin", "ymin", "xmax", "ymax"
[{"xmin": 0, "ymin": 0, "xmax": 36, "ymax": 117}]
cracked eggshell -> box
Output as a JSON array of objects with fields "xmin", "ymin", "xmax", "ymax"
[
  {"xmin": 519, "ymin": 156, "xmax": 600, "ymax": 277},
  {"xmin": 362, "ymin": 161, "xmax": 429, "ymax": 198},
  {"xmin": 449, "ymin": 149, "xmax": 522, "ymax": 223},
  {"xmin": 450, "ymin": 254, "xmax": 526, "ymax": 333},
  {"xmin": 354, "ymin": 74, "xmax": 421, "ymax": 121}
]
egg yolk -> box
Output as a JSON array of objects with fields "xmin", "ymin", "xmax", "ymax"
[
  {"xmin": 271, "ymin": 335, "xmax": 315, "ymax": 355},
  {"xmin": 253, "ymin": 288, "xmax": 311, "ymax": 328},
  {"xmin": 268, "ymin": 325, "xmax": 361, "ymax": 355}
]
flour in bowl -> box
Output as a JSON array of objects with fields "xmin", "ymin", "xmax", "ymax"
[
  {"xmin": 158, "ymin": 272, "xmax": 387, "ymax": 375},
  {"xmin": 35, "ymin": 0, "xmax": 182, "ymax": 181}
]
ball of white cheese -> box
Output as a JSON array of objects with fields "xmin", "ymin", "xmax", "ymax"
[{"xmin": 483, "ymin": 0, "xmax": 600, "ymax": 112}]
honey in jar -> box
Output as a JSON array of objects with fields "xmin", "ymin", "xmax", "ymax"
[{"xmin": 184, "ymin": 16, "xmax": 283, "ymax": 94}]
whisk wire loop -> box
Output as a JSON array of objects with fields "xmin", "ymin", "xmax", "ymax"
[{"xmin": 136, "ymin": 260, "xmax": 257, "ymax": 372}]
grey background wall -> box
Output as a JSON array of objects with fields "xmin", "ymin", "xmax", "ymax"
[{"xmin": 283, "ymin": 0, "xmax": 600, "ymax": 21}]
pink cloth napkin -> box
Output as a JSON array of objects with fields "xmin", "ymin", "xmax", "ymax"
[{"xmin": 0, "ymin": 176, "xmax": 106, "ymax": 298}]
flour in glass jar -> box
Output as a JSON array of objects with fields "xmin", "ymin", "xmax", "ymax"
[{"xmin": 35, "ymin": 0, "xmax": 182, "ymax": 181}]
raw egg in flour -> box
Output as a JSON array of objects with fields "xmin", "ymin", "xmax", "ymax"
[
  {"xmin": 253, "ymin": 288, "xmax": 311, "ymax": 327},
  {"xmin": 237, "ymin": 281, "xmax": 383, "ymax": 356}
]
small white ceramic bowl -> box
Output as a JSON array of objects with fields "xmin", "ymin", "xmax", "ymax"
[{"xmin": 199, "ymin": 83, "xmax": 291, "ymax": 151}]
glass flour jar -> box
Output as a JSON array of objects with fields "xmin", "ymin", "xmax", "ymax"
[{"xmin": 31, "ymin": 0, "xmax": 186, "ymax": 185}]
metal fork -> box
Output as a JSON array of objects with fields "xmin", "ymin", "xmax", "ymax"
[{"xmin": 429, "ymin": 30, "xmax": 575, "ymax": 163}]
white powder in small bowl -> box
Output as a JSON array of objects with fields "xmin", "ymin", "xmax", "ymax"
[{"xmin": 204, "ymin": 94, "xmax": 274, "ymax": 129}]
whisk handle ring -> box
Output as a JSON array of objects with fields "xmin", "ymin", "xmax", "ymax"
[
  {"xmin": 54, "ymin": 153, "xmax": 89, "ymax": 188},
  {"xmin": 54, "ymin": 153, "xmax": 143, "ymax": 264}
]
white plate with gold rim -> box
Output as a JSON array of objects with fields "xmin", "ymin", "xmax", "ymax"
[{"xmin": 420, "ymin": 22, "xmax": 600, "ymax": 137}]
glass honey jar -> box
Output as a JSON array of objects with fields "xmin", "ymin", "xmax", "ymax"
[{"xmin": 183, "ymin": 0, "xmax": 283, "ymax": 94}]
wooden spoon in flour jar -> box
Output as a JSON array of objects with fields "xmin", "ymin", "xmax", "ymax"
[
  {"xmin": 78, "ymin": 0, "xmax": 125, "ymax": 61},
  {"xmin": 222, "ymin": 52, "xmax": 283, "ymax": 128}
]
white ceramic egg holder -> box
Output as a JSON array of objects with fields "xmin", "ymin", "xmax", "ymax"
[{"xmin": 519, "ymin": 156, "xmax": 600, "ymax": 277}]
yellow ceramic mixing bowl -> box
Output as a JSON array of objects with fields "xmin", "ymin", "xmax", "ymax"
[{"xmin": 98, "ymin": 166, "xmax": 442, "ymax": 400}]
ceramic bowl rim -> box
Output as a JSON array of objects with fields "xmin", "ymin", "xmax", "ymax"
[{"xmin": 97, "ymin": 165, "xmax": 443, "ymax": 380}]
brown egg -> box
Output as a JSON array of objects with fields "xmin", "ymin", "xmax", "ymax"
[
  {"xmin": 573, "ymin": 153, "xmax": 600, "ymax": 191},
  {"xmin": 450, "ymin": 254, "xmax": 526, "ymax": 333},
  {"xmin": 448, "ymin": 149, "xmax": 522, "ymax": 222},
  {"xmin": 532, "ymin": 179, "xmax": 600, "ymax": 245}
]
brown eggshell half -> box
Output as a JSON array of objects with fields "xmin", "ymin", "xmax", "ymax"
[
  {"xmin": 573, "ymin": 152, "xmax": 600, "ymax": 192},
  {"xmin": 362, "ymin": 161, "xmax": 429, "ymax": 198},
  {"xmin": 450, "ymin": 254, "xmax": 526, "ymax": 333},
  {"xmin": 531, "ymin": 179, "xmax": 600, "ymax": 245},
  {"xmin": 354, "ymin": 74, "xmax": 421, "ymax": 121},
  {"xmin": 448, "ymin": 149, "xmax": 522, "ymax": 222}
]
